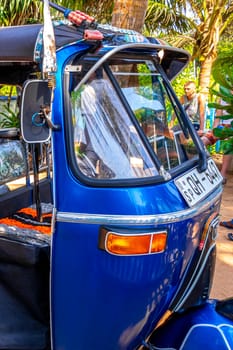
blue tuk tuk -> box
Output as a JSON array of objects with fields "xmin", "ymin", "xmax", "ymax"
[{"xmin": 0, "ymin": 2, "xmax": 232, "ymax": 349}]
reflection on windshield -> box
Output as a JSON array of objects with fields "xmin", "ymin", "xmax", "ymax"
[
  {"xmin": 122, "ymin": 87, "xmax": 164, "ymax": 112},
  {"xmin": 71, "ymin": 75, "xmax": 158, "ymax": 179},
  {"xmin": 112, "ymin": 67, "xmax": 198, "ymax": 171},
  {"xmin": 69, "ymin": 59, "xmax": 199, "ymax": 181}
]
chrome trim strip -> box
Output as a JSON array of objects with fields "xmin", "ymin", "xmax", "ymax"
[
  {"xmin": 173, "ymin": 243, "xmax": 216, "ymax": 312},
  {"xmin": 56, "ymin": 186, "xmax": 222, "ymax": 226}
]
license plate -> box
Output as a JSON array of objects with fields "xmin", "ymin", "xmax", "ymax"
[{"xmin": 175, "ymin": 159, "xmax": 223, "ymax": 207}]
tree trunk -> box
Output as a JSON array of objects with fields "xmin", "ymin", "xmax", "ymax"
[
  {"xmin": 199, "ymin": 56, "xmax": 215, "ymax": 98},
  {"xmin": 111, "ymin": 0, "xmax": 148, "ymax": 33}
]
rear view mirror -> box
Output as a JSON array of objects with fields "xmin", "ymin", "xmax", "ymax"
[{"xmin": 21, "ymin": 80, "xmax": 52, "ymax": 143}]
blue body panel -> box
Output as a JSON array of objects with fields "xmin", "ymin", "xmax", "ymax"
[
  {"xmin": 50, "ymin": 45, "xmax": 222, "ymax": 349},
  {"xmin": 150, "ymin": 299, "xmax": 233, "ymax": 349}
]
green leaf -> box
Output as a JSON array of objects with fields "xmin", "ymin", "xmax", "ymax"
[
  {"xmin": 213, "ymin": 127, "xmax": 233, "ymax": 139},
  {"xmin": 0, "ymin": 105, "xmax": 19, "ymax": 128},
  {"xmin": 222, "ymin": 138, "xmax": 233, "ymax": 154}
]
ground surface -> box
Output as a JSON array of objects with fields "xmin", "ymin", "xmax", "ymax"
[{"xmin": 210, "ymin": 155, "xmax": 233, "ymax": 300}]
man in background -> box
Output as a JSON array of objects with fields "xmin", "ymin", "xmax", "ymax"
[{"xmin": 171, "ymin": 81, "xmax": 206, "ymax": 135}]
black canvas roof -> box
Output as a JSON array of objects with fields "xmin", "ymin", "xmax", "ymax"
[
  {"xmin": 0, "ymin": 23, "xmax": 88, "ymax": 62},
  {"xmin": 0, "ymin": 22, "xmax": 190, "ymax": 84},
  {"xmin": 0, "ymin": 22, "xmax": 95, "ymax": 84},
  {"xmin": 0, "ymin": 24, "xmax": 41, "ymax": 62}
]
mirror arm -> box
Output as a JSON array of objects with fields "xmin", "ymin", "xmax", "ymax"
[
  {"xmin": 42, "ymin": 106, "xmax": 61, "ymax": 131},
  {"xmin": 32, "ymin": 105, "xmax": 61, "ymax": 131}
]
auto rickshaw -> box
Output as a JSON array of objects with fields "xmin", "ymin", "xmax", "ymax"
[{"xmin": 0, "ymin": 1, "xmax": 232, "ymax": 349}]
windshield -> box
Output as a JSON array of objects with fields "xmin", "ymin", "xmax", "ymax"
[{"xmin": 67, "ymin": 56, "xmax": 199, "ymax": 182}]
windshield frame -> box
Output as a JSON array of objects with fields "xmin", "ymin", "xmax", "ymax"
[{"xmin": 63, "ymin": 44, "xmax": 207, "ymax": 187}]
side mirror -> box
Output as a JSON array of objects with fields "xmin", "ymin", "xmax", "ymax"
[{"xmin": 21, "ymin": 80, "xmax": 52, "ymax": 143}]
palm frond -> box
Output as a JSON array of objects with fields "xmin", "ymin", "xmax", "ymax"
[
  {"xmin": 145, "ymin": 2, "xmax": 194, "ymax": 35},
  {"xmin": 212, "ymin": 55, "xmax": 233, "ymax": 90}
]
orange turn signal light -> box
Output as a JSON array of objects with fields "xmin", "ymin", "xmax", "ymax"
[{"xmin": 100, "ymin": 230, "xmax": 167, "ymax": 256}]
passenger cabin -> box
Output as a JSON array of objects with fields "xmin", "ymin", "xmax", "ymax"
[{"xmin": 0, "ymin": 17, "xmax": 221, "ymax": 350}]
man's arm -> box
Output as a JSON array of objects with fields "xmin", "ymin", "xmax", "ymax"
[{"xmin": 198, "ymin": 93, "xmax": 206, "ymax": 134}]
